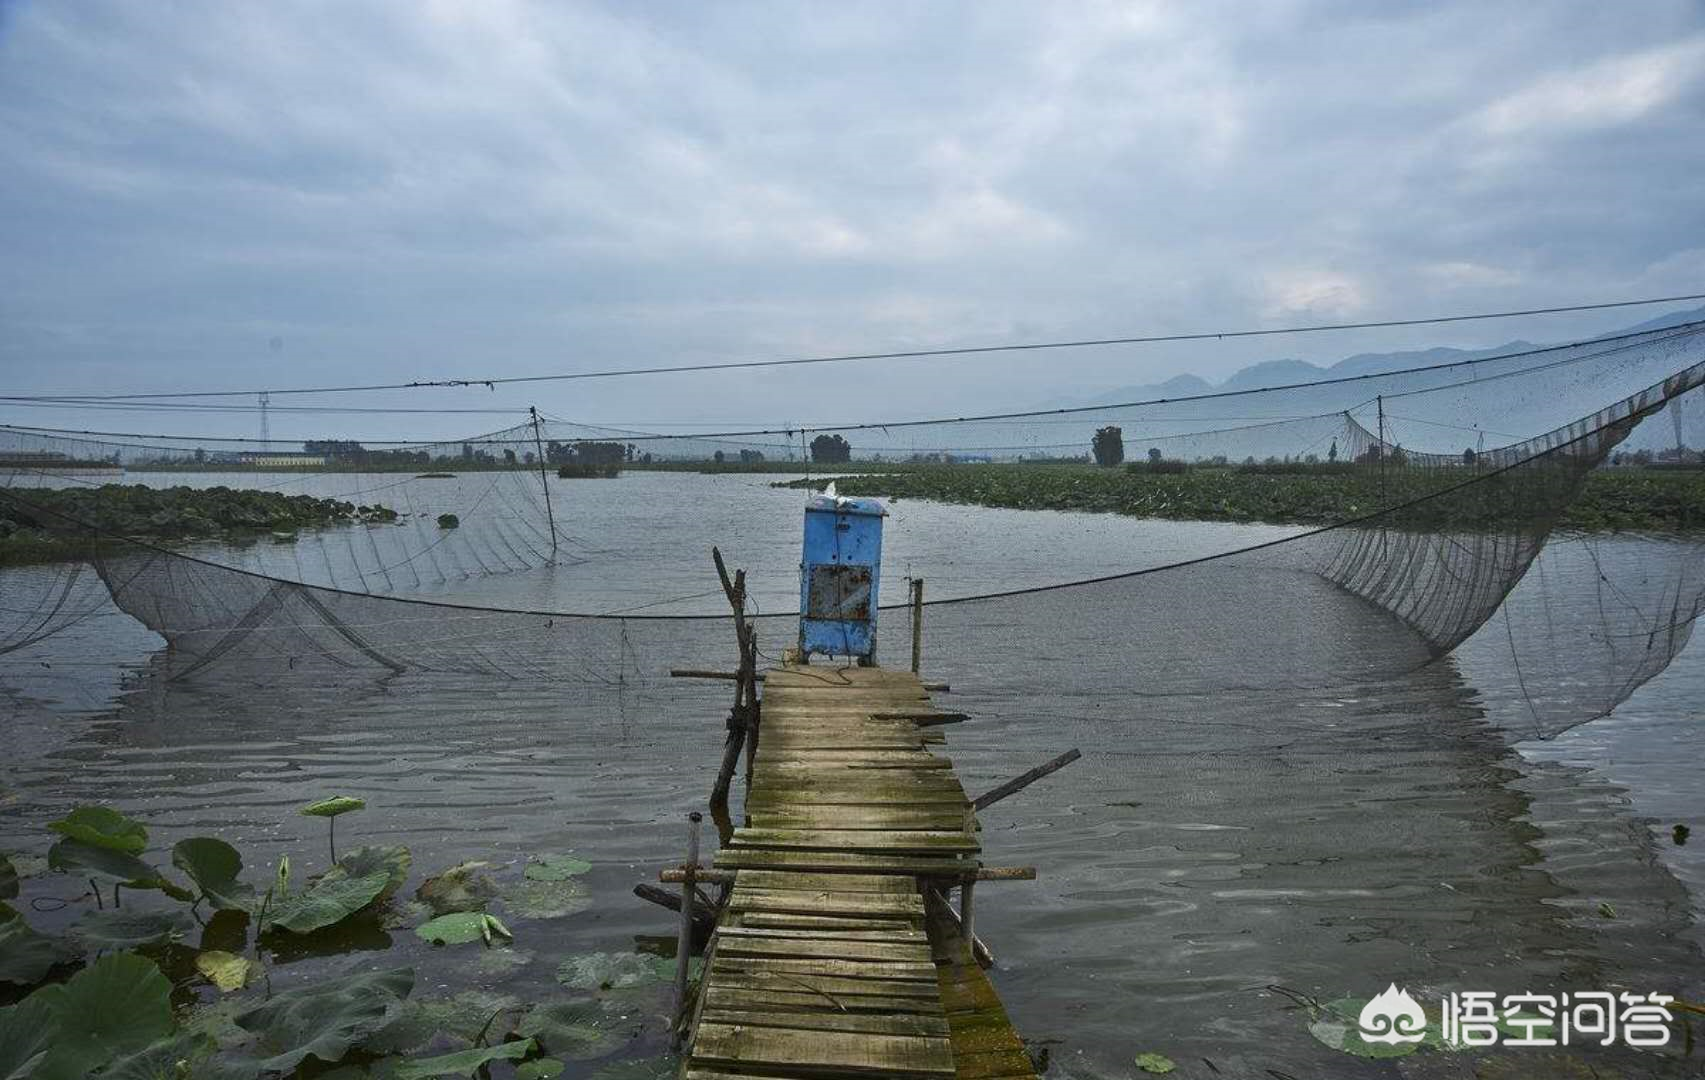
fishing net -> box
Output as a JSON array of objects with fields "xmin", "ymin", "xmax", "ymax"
[{"xmin": 3, "ymin": 320, "xmax": 1704, "ymax": 737}]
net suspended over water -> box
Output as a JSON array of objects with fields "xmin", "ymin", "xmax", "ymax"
[{"xmin": 3, "ymin": 319, "xmax": 1704, "ymax": 738}]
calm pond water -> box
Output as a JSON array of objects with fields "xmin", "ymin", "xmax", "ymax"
[{"xmin": 1, "ymin": 470, "xmax": 1702, "ymax": 1078}]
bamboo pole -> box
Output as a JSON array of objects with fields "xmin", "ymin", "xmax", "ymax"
[
  {"xmin": 971, "ymin": 749, "xmax": 1082, "ymax": 811},
  {"xmin": 529, "ymin": 406, "xmax": 558, "ymax": 563},
  {"xmin": 673, "ymin": 811, "xmax": 702, "ymax": 1026}
]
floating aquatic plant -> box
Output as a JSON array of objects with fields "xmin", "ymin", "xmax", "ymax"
[
  {"xmin": 172, "ymin": 837, "xmax": 256, "ymax": 913},
  {"xmin": 13, "ymin": 952, "xmax": 176, "ymax": 1080},
  {"xmin": 389, "ymin": 1038, "xmax": 533, "ymax": 1079},
  {"xmin": 300, "ymin": 796, "xmax": 366, "ymax": 862},
  {"xmin": 515, "ymin": 1000, "xmax": 622, "ymax": 1061},
  {"xmin": 233, "ymin": 965, "xmax": 415, "ymax": 1073},
  {"xmin": 47, "ymin": 806, "xmax": 148, "ymax": 854},
  {"xmin": 195, "ymin": 949, "xmax": 261, "ymax": 992},
  {"xmin": 416, "ymin": 861, "xmax": 498, "ymax": 915},
  {"xmin": 69, "ymin": 907, "xmax": 194, "ymax": 951},
  {"xmin": 0, "ymin": 908, "xmax": 78, "ymax": 986},
  {"xmin": 524, "ymin": 853, "xmax": 592, "ymax": 882},
  {"xmin": 414, "ymin": 912, "xmax": 512, "ymax": 947}
]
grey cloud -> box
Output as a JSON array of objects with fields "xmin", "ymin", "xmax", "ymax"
[{"xmin": 1, "ymin": 0, "xmax": 1702, "ymax": 439}]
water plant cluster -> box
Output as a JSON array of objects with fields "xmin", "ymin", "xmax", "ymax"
[
  {"xmin": 776, "ymin": 464, "xmax": 1705, "ymax": 532},
  {"xmin": 0, "ymin": 803, "xmax": 678, "ymax": 1079},
  {"xmin": 0, "ymin": 486, "xmax": 399, "ymax": 565}
]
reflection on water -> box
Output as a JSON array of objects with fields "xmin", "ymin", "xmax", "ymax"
[{"xmin": 1, "ymin": 472, "xmax": 1702, "ymax": 1075}]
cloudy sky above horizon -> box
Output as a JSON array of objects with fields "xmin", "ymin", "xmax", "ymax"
[{"xmin": 2, "ymin": 1, "xmax": 1703, "ymax": 442}]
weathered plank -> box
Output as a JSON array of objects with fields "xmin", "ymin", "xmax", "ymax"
[
  {"xmin": 714, "ymin": 848, "xmax": 977, "ymax": 875},
  {"xmin": 715, "ymin": 934, "xmax": 934, "ymax": 965},
  {"xmin": 702, "ymin": 985, "xmax": 945, "ymax": 1016},
  {"xmin": 732, "ymin": 870, "xmax": 921, "ymax": 893},
  {"xmin": 705, "ymin": 969, "xmax": 943, "ymax": 1000},
  {"xmin": 729, "ymin": 828, "xmax": 979, "ymax": 853},
  {"xmin": 720, "ymin": 925, "xmax": 929, "ymax": 944},
  {"xmin": 748, "ymin": 805, "xmax": 973, "ymax": 831},
  {"xmin": 738, "ymin": 912, "xmax": 922, "ymax": 932},
  {"xmin": 728, "ymin": 888, "xmax": 925, "ymax": 918},
  {"xmin": 702, "ymin": 1007, "xmax": 952, "ymax": 1038},
  {"xmin": 711, "ymin": 953, "xmax": 939, "ymax": 983},
  {"xmin": 692, "ymin": 1021, "xmax": 955, "ymax": 1077}
]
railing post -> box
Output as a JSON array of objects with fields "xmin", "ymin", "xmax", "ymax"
[
  {"xmin": 960, "ymin": 875, "xmax": 975, "ymax": 943},
  {"xmin": 674, "ymin": 810, "xmax": 703, "ymax": 1028},
  {"xmin": 909, "ymin": 577, "xmax": 924, "ymax": 674}
]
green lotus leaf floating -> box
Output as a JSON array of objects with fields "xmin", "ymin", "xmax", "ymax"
[
  {"xmin": 516, "ymin": 1000, "xmax": 622, "ymax": 1061},
  {"xmin": 384, "ymin": 1038, "xmax": 533, "ymax": 1079},
  {"xmin": 524, "ymin": 854, "xmax": 592, "ymax": 882},
  {"xmin": 46, "ymin": 806, "xmax": 148, "ymax": 855},
  {"xmin": 233, "ymin": 966, "xmax": 414, "ymax": 1074},
  {"xmin": 0, "ymin": 994, "xmax": 56, "ymax": 1080},
  {"xmin": 415, "ymin": 861, "xmax": 498, "ymax": 915},
  {"xmin": 365, "ymin": 990, "xmax": 522, "ymax": 1055},
  {"xmin": 23, "ymin": 952, "xmax": 176, "ymax": 1080},
  {"xmin": 498, "ymin": 877, "xmax": 591, "ymax": 921},
  {"xmin": 98, "ymin": 1031, "xmax": 218, "ymax": 1080},
  {"xmin": 516, "ymin": 1060, "xmax": 566, "ymax": 1080},
  {"xmin": 555, "ymin": 952, "xmax": 675, "ymax": 993},
  {"xmin": 70, "ymin": 907, "xmax": 195, "ymax": 951},
  {"xmin": 414, "ymin": 912, "xmax": 512, "ymax": 947},
  {"xmin": 320, "ymin": 845, "xmax": 412, "ymax": 903},
  {"xmin": 0, "ymin": 910, "xmax": 78, "ymax": 986},
  {"xmin": 1133, "ymin": 1051, "xmax": 1176, "ymax": 1074},
  {"xmin": 172, "ymin": 837, "xmax": 256, "ymax": 912},
  {"xmin": 264, "ymin": 868, "xmax": 392, "ymax": 935}
]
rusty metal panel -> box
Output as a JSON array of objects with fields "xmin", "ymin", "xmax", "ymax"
[{"xmin": 807, "ymin": 564, "xmax": 872, "ymax": 621}]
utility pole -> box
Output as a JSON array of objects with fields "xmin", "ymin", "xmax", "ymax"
[
  {"xmin": 258, "ymin": 391, "xmax": 270, "ymax": 448},
  {"xmin": 530, "ymin": 406, "xmax": 558, "ymax": 563}
]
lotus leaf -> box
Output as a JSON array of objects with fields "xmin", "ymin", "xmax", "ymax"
[
  {"xmin": 474, "ymin": 946, "xmax": 533, "ymax": 976},
  {"xmin": 264, "ymin": 868, "xmax": 392, "ymax": 934},
  {"xmin": 47, "ymin": 839, "xmax": 184, "ymax": 897},
  {"xmin": 415, "ymin": 862, "xmax": 497, "ymax": 915},
  {"xmin": 1305, "ymin": 998, "xmax": 1423, "ymax": 1059},
  {"xmin": 554, "ymin": 952, "xmax": 672, "ymax": 993},
  {"xmin": 172, "ymin": 838, "xmax": 255, "ymax": 912},
  {"xmin": 1133, "ymin": 1052, "xmax": 1176, "ymax": 1074},
  {"xmin": 46, "ymin": 806, "xmax": 147, "ymax": 854},
  {"xmin": 321, "ymin": 845, "xmax": 412, "ymax": 902},
  {"xmin": 234, "ymin": 966, "xmax": 414, "ymax": 1073},
  {"xmin": 70, "ymin": 908, "xmax": 195, "ymax": 950},
  {"xmin": 498, "ymin": 877, "xmax": 591, "ymax": 920},
  {"xmin": 516, "ymin": 1060, "xmax": 565, "ymax": 1080},
  {"xmin": 516, "ymin": 1001, "xmax": 621, "ymax": 1060},
  {"xmin": 25, "ymin": 952, "xmax": 175, "ymax": 1080},
  {"xmin": 413, "ymin": 912, "xmax": 511, "ymax": 946},
  {"xmin": 380, "ymin": 900, "xmax": 432, "ymax": 930},
  {"xmin": 196, "ymin": 950, "xmax": 261, "ymax": 992},
  {"xmin": 99, "ymin": 1032, "xmax": 217, "ymax": 1080},
  {"xmin": 386, "ymin": 1039, "xmax": 532, "ymax": 1079},
  {"xmin": 301, "ymin": 797, "xmax": 368, "ymax": 817},
  {"xmin": 524, "ymin": 854, "xmax": 592, "ymax": 882},
  {"xmin": 365, "ymin": 990, "xmax": 521, "ymax": 1055},
  {"xmin": 5, "ymin": 856, "xmax": 44, "ymax": 881},
  {"xmin": 0, "ymin": 995, "xmax": 56, "ymax": 1080},
  {"xmin": 0, "ymin": 856, "xmax": 15, "ymax": 901},
  {"xmin": 0, "ymin": 913, "xmax": 77, "ymax": 986}
]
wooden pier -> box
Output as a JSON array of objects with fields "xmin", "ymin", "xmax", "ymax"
[{"xmin": 677, "ymin": 665, "xmax": 1038, "ymax": 1080}]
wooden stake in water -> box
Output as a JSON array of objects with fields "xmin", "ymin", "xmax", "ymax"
[
  {"xmin": 674, "ymin": 810, "xmax": 703, "ymax": 1028},
  {"xmin": 909, "ymin": 577, "xmax": 925, "ymax": 674}
]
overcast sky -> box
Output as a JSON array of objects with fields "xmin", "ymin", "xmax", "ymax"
[{"xmin": 2, "ymin": 1, "xmax": 1703, "ymax": 443}]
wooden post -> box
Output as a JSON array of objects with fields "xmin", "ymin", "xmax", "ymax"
[
  {"xmin": 710, "ymin": 548, "xmax": 757, "ymax": 807},
  {"xmin": 971, "ymin": 748, "xmax": 1082, "ymax": 811},
  {"xmin": 960, "ymin": 876, "xmax": 976, "ymax": 943},
  {"xmin": 674, "ymin": 811, "xmax": 702, "ymax": 1027},
  {"xmin": 909, "ymin": 577, "xmax": 924, "ymax": 674}
]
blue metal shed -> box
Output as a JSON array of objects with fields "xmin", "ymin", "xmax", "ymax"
[{"xmin": 797, "ymin": 491, "xmax": 886, "ymax": 663}]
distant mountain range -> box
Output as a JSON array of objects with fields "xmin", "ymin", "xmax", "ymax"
[{"xmin": 1066, "ymin": 305, "xmax": 1705, "ymax": 409}]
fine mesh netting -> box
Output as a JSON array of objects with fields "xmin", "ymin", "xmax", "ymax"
[{"xmin": 3, "ymin": 320, "xmax": 1704, "ymax": 738}]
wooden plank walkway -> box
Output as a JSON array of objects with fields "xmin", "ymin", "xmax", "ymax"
[{"xmin": 681, "ymin": 666, "xmax": 1036, "ymax": 1080}]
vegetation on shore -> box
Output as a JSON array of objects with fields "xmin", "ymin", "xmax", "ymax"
[
  {"xmin": 774, "ymin": 463, "xmax": 1705, "ymax": 532},
  {"xmin": 0, "ymin": 485, "xmax": 398, "ymax": 565}
]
